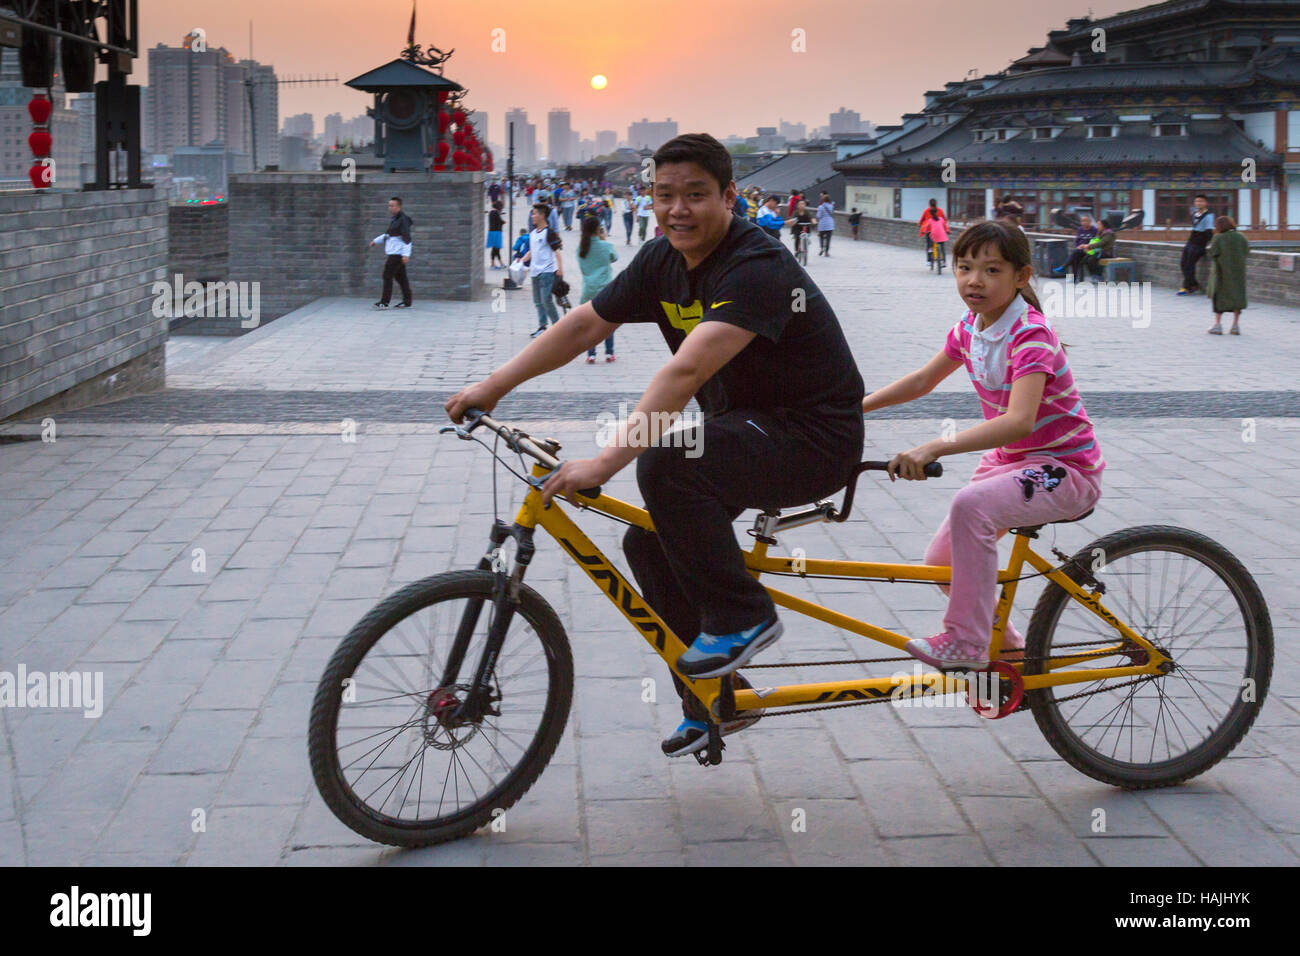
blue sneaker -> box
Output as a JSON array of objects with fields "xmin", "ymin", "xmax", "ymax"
[
  {"xmin": 676, "ymin": 617, "xmax": 782, "ymax": 679},
  {"xmin": 660, "ymin": 711, "xmax": 763, "ymax": 757}
]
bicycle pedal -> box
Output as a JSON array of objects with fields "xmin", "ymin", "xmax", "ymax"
[{"xmin": 695, "ymin": 724, "xmax": 725, "ymax": 766}]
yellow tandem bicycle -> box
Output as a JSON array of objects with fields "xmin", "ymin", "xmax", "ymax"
[{"xmin": 309, "ymin": 409, "xmax": 1273, "ymax": 847}]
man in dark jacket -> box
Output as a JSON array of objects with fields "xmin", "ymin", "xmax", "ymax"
[{"xmin": 367, "ymin": 196, "xmax": 414, "ymax": 309}]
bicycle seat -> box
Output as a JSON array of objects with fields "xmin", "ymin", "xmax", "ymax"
[{"xmin": 1012, "ymin": 508, "xmax": 1094, "ymax": 535}]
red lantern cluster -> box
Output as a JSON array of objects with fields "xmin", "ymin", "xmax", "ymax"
[
  {"xmin": 27, "ymin": 94, "xmax": 53, "ymax": 189},
  {"xmin": 431, "ymin": 100, "xmax": 489, "ymax": 173}
]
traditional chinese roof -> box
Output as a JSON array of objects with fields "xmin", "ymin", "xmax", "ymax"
[
  {"xmin": 736, "ymin": 150, "xmax": 838, "ymax": 192},
  {"xmin": 344, "ymin": 59, "xmax": 463, "ymax": 92},
  {"xmin": 835, "ymin": 120, "xmax": 1275, "ymax": 170}
]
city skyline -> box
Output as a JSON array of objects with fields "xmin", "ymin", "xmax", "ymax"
[{"xmin": 138, "ymin": 0, "xmax": 1137, "ymax": 154}]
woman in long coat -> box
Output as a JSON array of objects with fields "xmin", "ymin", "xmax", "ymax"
[{"xmin": 1207, "ymin": 216, "xmax": 1248, "ymax": 335}]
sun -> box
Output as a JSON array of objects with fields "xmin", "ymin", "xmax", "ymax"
[{"xmin": 590, "ymin": 74, "xmax": 607, "ymax": 90}]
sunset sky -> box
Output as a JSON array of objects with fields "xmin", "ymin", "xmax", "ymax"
[{"xmin": 142, "ymin": 0, "xmax": 1137, "ymax": 150}]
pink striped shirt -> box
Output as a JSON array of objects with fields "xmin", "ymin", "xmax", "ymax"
[{"xmin": 943, "ymin": 297, "xmax": 1104, "ymax": 474}]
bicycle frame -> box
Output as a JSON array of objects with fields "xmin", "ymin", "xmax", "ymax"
[{"xmin": 511, "ymin": 464, "xmax": 1171, "ymax": 720}]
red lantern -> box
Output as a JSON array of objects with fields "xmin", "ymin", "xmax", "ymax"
[
  {"xmin": 437, "ymin": 91, "xmax": 449, "ymax": 104},
  {"xmin": 450, "ymin": 109, "xmax": 467, "ymax": 126},
  {"xmin": 437, "ymin": 112, "xmax": 450, "ymax": 133},
  {"xmin": 27, "ymin": 95, "xmax": 52, "ymax": 125},
  {"xmin": 28, "ymin": 129, "xmax": 52, "ymax": 158},
  {"xmin": 437, "ymin": 141, "xmax": 450, "ymax": 161},
  {"xmin": 452, "ymin": 129, "xmax": 466, "ymax": 146},
  {"xmin": 433, "ymin": 162, "xmax": 447, "ymax": 171},
  {"xmin": 452, "ymin": 149, "xmax": 467, "ymax": 165},
  {"xmin": 28, "ymin": 161, "xmax": 51, "ymax": 189}
]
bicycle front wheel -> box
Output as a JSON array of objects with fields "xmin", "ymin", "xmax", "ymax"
[
  {"xmin": 308, "ymin": 570, "xmax": 574, "ymax": 846},
  {"xmin": 1025, "ymin": 526, "xmax": 1272, "ymax": 789}
]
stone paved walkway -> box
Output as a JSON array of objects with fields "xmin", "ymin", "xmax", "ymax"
[{"xmin": 1, "ymin": 228, "xmax": 1297, "ymax": 866}]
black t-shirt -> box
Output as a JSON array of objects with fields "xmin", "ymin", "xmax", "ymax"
[
  {"xmin": 590, "ymin": 215, "xmax": 864, "ymax": 441},
  {"xmin": 488, "ymin": 209, "xmax": 504, "ymax": 231},
  {"xmin": 791, "ymin": 213, "xmax": 814, "ymax": 237}
]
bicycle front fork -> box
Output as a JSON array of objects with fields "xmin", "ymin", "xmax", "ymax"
[{"xmin": 444, "ymin": 519, "xmax": 536, "ymax": 721}]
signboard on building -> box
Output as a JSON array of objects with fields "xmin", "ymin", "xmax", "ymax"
[{"xmin": 847, "ymin": 185, "xmax": 896, "ymax": 218}]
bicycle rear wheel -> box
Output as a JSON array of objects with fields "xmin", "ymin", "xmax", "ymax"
[
  {"xmin": 308, "ymin": 570, "xmax": 573, "ymax": 846},
  {"xmin": 1025, "ymin": 526, "xmax": 1271, "ymax": 788}
]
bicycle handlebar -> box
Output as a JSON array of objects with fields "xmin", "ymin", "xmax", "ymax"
[
  {"xmin": 861, "ymin": 460, "xmax": 944, "ymax": 479},
  {"xmin": 448, "ymin": 411, "xmax": 940, "ymax": 512},
  {"xmin": 458, "ymin": 407, "xmax": 603, "ymax": 499}
]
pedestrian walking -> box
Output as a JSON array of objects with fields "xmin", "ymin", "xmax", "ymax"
[
  {"xmin": 1207, "ymin": 216, "xmax": 1248, "ymax": 335},
  {"xmin": 578, "ymin": 214, "xmax": 618, "ymax": 362},
  {"xmin": 635, "ymin": 188, "xmax": 654, "ymax": 241},
  {"xmin": 816, "ymin": 191, "xmax": 835, "ymax": 256},
  {"xmin": 559, "ymin": 182, "xmax": 577, "ymax": 230},
  {"xmin": 520, "ymin": 203, "xmax": 565, "ymax": 337},
  {"xmin": 486, "ymin": 200, "xmax": 505, "ymax": 269},
  {"xmin": 621, "ymin": 189, "xmax": 636, "ymax": 244},
  {"xmin": 367, "ymin": 196, "xmax": 413, "ymax": 309},
  {"xmin": 849, "ymin": 207, "xmax": 861, "ymax": 240}
]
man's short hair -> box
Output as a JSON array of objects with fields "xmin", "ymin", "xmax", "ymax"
[
  {"xmin": 1194, "ymin": 193, "xmax": 1209, "ymax": 201},
  {"xmin": 651, "ymin": 133, "xmax": 733, "ymax": 195},
  {"xmin": 533, "ymin": 202, "xmax": 551, "ymax": 218},
  {"xmin": 390, "ymin": 196, "xmax": 402, "ymax": 206}
]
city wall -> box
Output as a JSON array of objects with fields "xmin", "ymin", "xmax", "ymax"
[
  {"xmin": 1, "ymin": 188, "xmax": 168, "ymax": 421},
  {"xmin": 220, "ymin": 171, "xmax": 487, "ymax": 328}
]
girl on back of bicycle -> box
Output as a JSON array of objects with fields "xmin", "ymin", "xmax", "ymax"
[{"xmin": 862, "ymin": 219, "xmax": 1105, "ymax": 669}]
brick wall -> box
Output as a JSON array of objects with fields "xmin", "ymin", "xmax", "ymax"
[
  {"xmin": 168, "ymin": 203, "xmax": 229, "ymax": 282},
  {"xmin": 225, "ymin": 171, "xmax": 486, "ymax": 326},
  {"xmin": 832, "ymin": 212, "xmax": 1300, "ymax": 306},
  {"xmin": 0, "ymin": 188, "xmax": 168, "ymax": 421}
]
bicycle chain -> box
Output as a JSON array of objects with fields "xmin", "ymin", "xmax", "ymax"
[{"xmin": 737, "ymin": 640, "xmax": 1164, "ymax": 719}]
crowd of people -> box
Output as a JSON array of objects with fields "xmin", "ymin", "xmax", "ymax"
[{"xmin": 481, "ymin": 177, "xmax": 1251, "ymax": 342}]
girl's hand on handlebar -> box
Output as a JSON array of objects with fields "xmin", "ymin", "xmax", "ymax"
[
  {"xmin": 445, "ymin": 382, "xmax": 500, "ymax": 423},
  {"xmin": 887, "ymin": 443, "xmax": 940, "ymax": 481}
]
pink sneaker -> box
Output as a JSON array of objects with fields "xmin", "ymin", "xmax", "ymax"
[{"xmin": 905, "ymin": 632, "xmax": 988, "ymax": 670}]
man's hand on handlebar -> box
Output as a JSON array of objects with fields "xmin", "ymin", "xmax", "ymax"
[
  {"xmin": 445, "ymin": 382, "xmax": 501, "ymax": 423},
  {"xmin": 887, "ymin": 442, "xmax": 942, "ymax": 482},
  {"xmin": 540, "ymin": 458, "xmax": 616, "ymax": 508}
]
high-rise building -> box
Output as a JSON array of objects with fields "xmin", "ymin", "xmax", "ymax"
[
  {"xmin": 830, "ymin": 107, "xmax": 864, "ymax": 134},
  {"xmin": 324, "ymin": 112, "xmax": 343, "ymax": 145},
  {"xmin": 578, "ymin": 137, "xmax": 595, "ymax": 161},
  {"xmin": 0, "ymin": 54, "xmax": 82, "ymax": 186},
  {"xmin": 336, "ymin": 113, "xmax": 371, "ymax": 145},
  {"xmin": 595, "ymin": 129, "xmax": 617, "ymax": 156},
  {"xmin": 548, "ymin": 108, "xmax": 572, "ymax": 164},
  {"xmin": 469, "ymin": 110, "xmax": 489, "ymax": 148},
  {"xmin": 627, "ymin": 117, "xmax": 677, "ymax": 151},
  {"xmin": 146, "ymin": 36, "xmax": 278, "ymax": 168},
  {"xmin": 504, "ymin": 107, "xmax": 537, "ymax": 166},
  {"xmin": 779, "ymin": 119, "xmax": 806, "ymax": 141},
  {"xmin": 244, "ymin": 60, "xmax": 279, "ymax": 168},
  {"xmin": 282, "ymin": 112, "xmax": 314, "ymax": 138}
]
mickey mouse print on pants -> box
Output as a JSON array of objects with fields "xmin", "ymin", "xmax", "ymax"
[{"xmin": 1015, "ymin": 465, "xmax": 1068, "ymax": 501}]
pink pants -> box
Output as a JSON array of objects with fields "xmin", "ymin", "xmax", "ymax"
[{"xmin": 924, "ymin": 454, "xmax": 1102, "ymax": 650}]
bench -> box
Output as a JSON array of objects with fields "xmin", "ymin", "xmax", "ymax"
[{"xmin": 1098, "ymin": 257, "xmax": 1137, "ymax": 283}]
